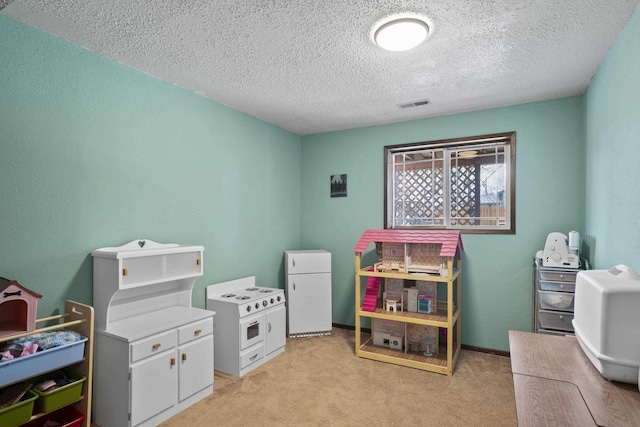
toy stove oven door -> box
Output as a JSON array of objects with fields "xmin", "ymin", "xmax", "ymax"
[{"xmin": 240, "ymin": 311, "xmax": 265, "ymax": 350}]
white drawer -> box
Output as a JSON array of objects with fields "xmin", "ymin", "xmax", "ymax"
[
  {"xmin": 240, "ymin": 344, "xmax": 265, "ymax": 370},
  {"xmin": 131, "ymin": 330, "xmax": 176, "ymax": 363},
  {"xmin": 538, "ymin": 310, "xmax": 574, "ymax": 332},
  {"xmin": 178, "ymin": 318, "xmax": 213, "ymax": 345},
  {"xmin": 539, "ymin": 270, "xmax": 577, "ymax": 283},
  {"xmin": 538, "ymin": 290, "xmax": 575, "ymax": 312},
  {"xmin": 539, "ymin": 280, "xmax": 575, "ymax": 292}
]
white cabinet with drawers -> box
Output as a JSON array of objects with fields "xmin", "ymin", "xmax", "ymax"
[
  {"xmin": 533, "ymin": 257, "xmax": 585, "ymax": 335},
  {"xmin": 92, "ymin": 239, "xmax": 214, "ymax": 427}
]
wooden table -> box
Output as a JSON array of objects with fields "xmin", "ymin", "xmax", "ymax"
[{"xmin": 509, "ymin": 330, "xmax": 640, "ymax": 427}]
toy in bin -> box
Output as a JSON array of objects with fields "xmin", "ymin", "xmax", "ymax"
[
  {"xmin": 21, "ymin": 406, "xmax": 85, "ymax": 427},
  {"xmin": 0, "ymin": 384, "xmax": 38, "ymax": 427},
  {"xmin": 30, "ymin": 369, "xmax": 87, "ymax": 413},
  {"xmin": 417, "ymin": 294, "xmax": 435, "ymax": 314},
  {"xmin": 0, "ymin": 382, "xmax": 33, "ymax": 410}
]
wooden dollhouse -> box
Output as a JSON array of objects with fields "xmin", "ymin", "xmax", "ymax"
[
  {"xmin": 0, "ymin": 277, "xmax": 42, "ymax": 339},
  {"xmin": 353, "ymin": 229, "xmax": 463, "ymax": 375}
]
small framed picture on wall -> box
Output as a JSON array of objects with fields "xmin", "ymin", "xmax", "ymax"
[{"xmin": 330, "ymin": 174, "xmax": 347, "ymax": 198}]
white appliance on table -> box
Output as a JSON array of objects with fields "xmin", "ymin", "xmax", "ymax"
[
  {"xmin": 536, "ymin": 231, "xmax": 580, "ymax": 269},
  {"xmin": 92, "ymin": 239, "xmax": 214, "ymax": 427},
  {"xmin": 206, "ymin": 276, "xmax": 286, "ymax": 376},
  {"xmin": 284, "ymin": 250, "xmax": 332, "ymax": 337}
]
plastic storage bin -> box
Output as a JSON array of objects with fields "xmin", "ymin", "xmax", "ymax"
[
  {"xmin": 0, "ymin": 389, "xmax": 38, "ymax": 427},
  {"xmin": 0, "ymin": 338, "xmax": 87, "ymax": 388},
  {"xmin": 539, "ymin": 279, "xmax": 575, "ymax": 292},
  {"xmin": 31, "ymin": 370, "xmax": 86, "ymax": 413},
  {"xmin": 538, "ymin": 309, "xmax": 574, "ymax": 332},
  {"xmin": 21, "ymin": 406, "xmax": 85, "ymax": 427},
  {"xmin": 538, "ymin": 290, "xmax": 575, "ymax": 311}
]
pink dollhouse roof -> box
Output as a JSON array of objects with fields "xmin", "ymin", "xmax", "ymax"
[
  {"xmin": 353, "ymin": 229, "xmax": 463, "ymax": 259},
  {"xmin": 0, "ymin": 277, "xmax": 43, "ymax": 299}
]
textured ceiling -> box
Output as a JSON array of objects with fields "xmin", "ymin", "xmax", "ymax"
[{"xmin": 3, "ymin": 0, "xmax": 639, "ymax": 135}]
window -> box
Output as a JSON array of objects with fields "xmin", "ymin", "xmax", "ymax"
[{"xmin": 384, "ymin": 132, "xmax": 515, "ymax": 233}]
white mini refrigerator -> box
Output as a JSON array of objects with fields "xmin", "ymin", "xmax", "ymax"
[{"xmin": 284, "ymin": 250, "xmax": 332, "ymax": 337}]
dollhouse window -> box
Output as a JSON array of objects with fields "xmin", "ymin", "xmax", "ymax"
[{"xmin": 384, "ymin": 131, "xmax": 515, "ymax": 234}]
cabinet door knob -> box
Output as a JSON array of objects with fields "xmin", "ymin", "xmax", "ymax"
[
  {"xmin": 170, "ymin": 358, "xmax": 176, "ymax": 366},
  {"xmin": 196, "ymin": 259, "xmax": 201, "ymax": 266},
  {"xmin": 194, "ymin": 329, "xmax": 202, "ymax": 335},
  {"xmin": 152, "ymin": 343, "xmax": 161, "ymax": 350},
  {"xmin": 122, "ymin": 268, "xmax": 128, "ymax": 276},
  {"xmin": 182, "ymin": 353, "xmax": 187, "ymax": 361}
]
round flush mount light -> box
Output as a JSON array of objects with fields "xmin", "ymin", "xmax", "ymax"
[{"xmin": 374, "ymin": 17, "xmax": 429, "ymax": 52}]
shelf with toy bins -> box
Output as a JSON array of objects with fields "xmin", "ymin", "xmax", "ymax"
[
  {"xmin": 0, "ymin": 286, "xmax": 93, "ymax": 427},
  {"xmin": 353, "ymin": 229, "xmax": 463, "ymax": 375}
]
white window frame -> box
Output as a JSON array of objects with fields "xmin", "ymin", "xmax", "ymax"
[{"xmin": 384, "ymin": 132, "xmax": 516, "ymax": 234}]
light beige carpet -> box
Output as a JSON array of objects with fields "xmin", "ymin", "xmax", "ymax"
[{"xmin": 160, "ymin": 328, "xmax": 517, "ymax": 426}]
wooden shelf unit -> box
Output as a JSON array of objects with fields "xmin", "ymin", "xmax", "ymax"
[
  {"xmin": 353, "ymin": 230, "xmax": 463, "ymax": 376},
  {"xmin": 0, "ymin": 300, "xmax": 94, "ymax": 427}
]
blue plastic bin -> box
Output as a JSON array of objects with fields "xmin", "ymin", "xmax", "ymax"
[{"xmin": 0, "ymin": 338, "xmax": 87, "ymax": 388}]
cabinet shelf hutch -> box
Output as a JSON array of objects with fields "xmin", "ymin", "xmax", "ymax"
[
  {"xmin": 92, "ymin": 239, "xmax": 214, "ymax": 427},
  {"xmin": 353, "ymin": 229, "xmax": 463, "ymax": 375}
]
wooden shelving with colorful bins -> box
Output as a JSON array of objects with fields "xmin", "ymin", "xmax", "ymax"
[{"xmin": 353, "ymin": 229, "xmax": 463, "ymax": 375}]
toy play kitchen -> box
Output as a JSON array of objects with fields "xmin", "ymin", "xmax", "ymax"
[
  {"xmin": 91, "ymin": 239, "xmax": 214, "ymax": 427},
  {"xmin": 206, "ymin": 276, "xmax": 286, "ymax": 377}
]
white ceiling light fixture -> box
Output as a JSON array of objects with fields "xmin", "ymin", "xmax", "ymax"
[{"xmin": 374, "ymin": 18, "xmax": 429, "ymax": 52}]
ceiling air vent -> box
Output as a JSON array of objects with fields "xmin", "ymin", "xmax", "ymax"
[
  {"xmin": 0, "ymin": 0, "xmax": 14, "ymax": 11},
  {"xmin": 398, "ymin": 99, "xmax": 430, "ymax": 109}
]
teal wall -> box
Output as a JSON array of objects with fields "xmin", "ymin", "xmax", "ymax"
[
  {"xmin": 584, "ymin": 8, "xmax": 640, "ymax": 270},
  {"xmin": 301, "ymin": 98, "xmax": 585, "ymax": 351},
  {"xmin": 3, "ymin": 6, "xmax": 638, "ymax": 352},
  {"xmin": 0, "ymin": 16, "xmax": 302, "ymax": 316}
]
